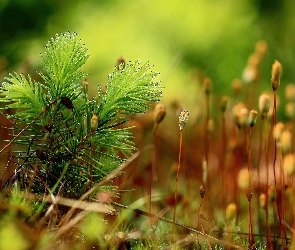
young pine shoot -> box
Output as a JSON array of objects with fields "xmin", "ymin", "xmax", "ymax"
[{"xmin": 0, "ymin": 32, "xmax": 163, "ymax": 199}]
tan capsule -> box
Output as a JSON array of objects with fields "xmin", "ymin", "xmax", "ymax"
[
  {"xmin": 283, "ymin": 153, "xmax": 295, "ymax": 176},
  {"xmin": 199, "ymin": 186, "xmax": 206, "ymax": 199},
  {"xmin": 271, "ymin": 60, "xmax": 282, "ymax": 91},
  {"xmin": 285, "ymin": 84, "xmax": 295, "ymax": 101},
  {"xmin": 237, "ymin": 107, "xmax": 249, "ymax": 128},
  {"xmin": 248, "ymin": 53, "xmax": 261, "ymax": 67},
  {"xmin": 82, "ymin": 79, "xmax": 89, "ymax": 92},
  {"xmin": 273, "ymin": 122, "xmax": 285, "ymax": 141},
  {"xmin": 242, "ymin": 64, "xmax": 257, "ymax": 84},
  {"xmin": 237, "ymin": 168, "xmax": 249, "ymax": 190},
  {"xmin": 154, "ymin": 103, "xmax": 166, "ymax": 124},
  {"xmin": 82, "ymin": 79, "xmax": 89, "ymax": 86},
  {"xmin": 248, "ymin": 109, "xmax": 258, "ymax": 127},
  {"xmin": 233, "ymin": 102, "xmax": 246, "ymax": 119},
  {"xmin": 178, "ymin": 110, "xmax": 189, "ymax": 131},
  {"xmin": 259, "ymin": 193, "xmax": 266, "ymax": 209},
  {"xmin": 226, "ymin": 203, "xmax": 237, "ymax": 221},
  {"xmin": 91, "ymin": 114, "xmax": 99, "ymax": 131},
  {"xmin": 255, "ymin": 40, "xmax": 268, "ymax": 58},
  {"xmin": 280, "ymin": 130, "xmax": 292, "ymax": 154},
  {"xmin": 203, "ymin": 77, "xmax": 212, "ymax": 95},
  {"xmin": 285, "ymin": 102, "xmax": 295, "ymax": 119},
  {"xmin": 116, "ymin": 56, "xmax": 125, "ymax": 69},
  {"xmin": 246, "ymin": 188, "xmax": 252, "ymax": 202},
  {"xmin": 220, "ymin": 95, "xmax": 229, "ymax": 113},
  {"xmin": 258, "ymin": 93, "xmax": 270, "ymax": 118},
  {"xmin": 232, "ymin": 79, "xmax": 242, "ymax": 96}
]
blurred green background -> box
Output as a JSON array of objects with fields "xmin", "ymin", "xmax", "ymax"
[{"xmin": 1, "ymin": 0, "xmax": 294, "ymax": 109}]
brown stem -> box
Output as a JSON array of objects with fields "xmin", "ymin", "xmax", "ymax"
[
  {"xmin": 204, "ymin": 94, "xmax": 209, "ymax": 184},
  {"xmin": 172, "ymin": 130, "xmax": 183, "ymax": 242},
  {"xmin": 272, "ymin": 90, "xmax": 284, "ymax": 243},
  {"xmin": 272, "ymin": 201, "xmax": 278, "ymax": 248},
  {"xmin": 201, "ymin": 224, "xmax": 212, "ymax": 250},
  {"xmin": 150, "ymin": 123, "xmax": 159, "ymax": 220},
  {"xmin": 248, "ymin": 128, "xmax": 252, "ymax": 187},
  {"xmin": 221, "ymin": 112, "xmax": 227, "ymax": 211},
  {"xmin": 247, "ymin": 127, "xmax": 254, "ymax": 247},
  {"xmin": 197, "ymin": 199, "xmax": 203, "ymax": 229},
  {"xmin": 265, "ymin": 117, "xmax": 272, "ymax": 249},
  {"xmin": 290, "ymin": 176, "xmax": 295, "ymax": 244},
  {"xmin": 257, "ymin": 119, "xmax": 263, "ymax": 238},
  {"xmin": 279, "ymin": 148, "xmax": 287, "ymax": 244},
  {"xmin": 89, "ymin": 140, "xmax": 93, "ymax": 192},
  {"xmin": 233, "ymin": 126, "xmax": 239, "ymax": 224},
  {"xmin": 248, "ymin": 200, "xmax": 252, "ymax": 249}
]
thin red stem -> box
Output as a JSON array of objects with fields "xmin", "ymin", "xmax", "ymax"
[
  {"xmin": 172, "ymin": 130, "xmax": 183, "ymax": 242},
  {"xmin": 272, "ymin": 90, "xmax": 285, "ymax": 242},
  {"xmin": 265, "ymin": 117, "xmax": 272, "ymax": 249},
  {"xmin": 279, "ymin": 148, "xmax": 287, "ymax": 244},
  {"xmin": 197, "ymin": 200, "xmax": 203, "ymax": 229},
  {"xmin": 248, "ymin": 127, "xmax": 254, "ymax": 247},
  {"xmin": 205, "ymin": 94, "xmax": 209, "ymax": 183},
  {"xmin": 89, "ymin": 141, "xmax": 93, "ymax": 190},
  {"xmin": 221, "ymin": 112, "xmax": 226, "ymax": 211},
  {"xmin": 150, "ymin": 123, "xmax": 159, "ymax": 219}
]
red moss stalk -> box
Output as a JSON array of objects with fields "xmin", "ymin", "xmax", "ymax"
[
  {"xmin": 220, "ymin": 96, "xmax": 228, "ymax": 210},
  {"xmin": 203, "ymin": 77, "xmax": 211, "ymax": 181},
  {"xmin": 172, "ymin": 110, "xmax": 189, "ymax": 242},
  {"xmin": 150, "ymin": 103, "xmax": 166, "ymax": 218},
  {"xmin": 247, "ymin": 109, "xmax": 258, "ymax": 247},
  {"xmin": 271, "ymin": 60, "xmax": 284, "ymax": 244}
]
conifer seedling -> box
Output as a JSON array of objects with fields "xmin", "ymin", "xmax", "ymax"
[{"xmin": 0, "ymin": 32, "xmax": 163, "ymax": 198}]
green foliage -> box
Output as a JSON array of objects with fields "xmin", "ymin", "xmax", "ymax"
[
  {"xmin": 0, "ymin": 32, "xmax": 162, "ymax": 196},
  {"xmin": 99, "ymin": 60, "xmax": 161, "ymax": 128},
  {"xmin": 80, "ymin": 212, "xmax": 107, "ymax": 245},
  {"xmin": 39, "ymin": 32, "xmax": 89, "ymax": 100},
  {"xmin": 0, "ymin": 221, "xmax": 30, "ymax": 250},
  {"xmin": 0, "ymin": 187, "xmax": 33, "ymax": 250}
]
